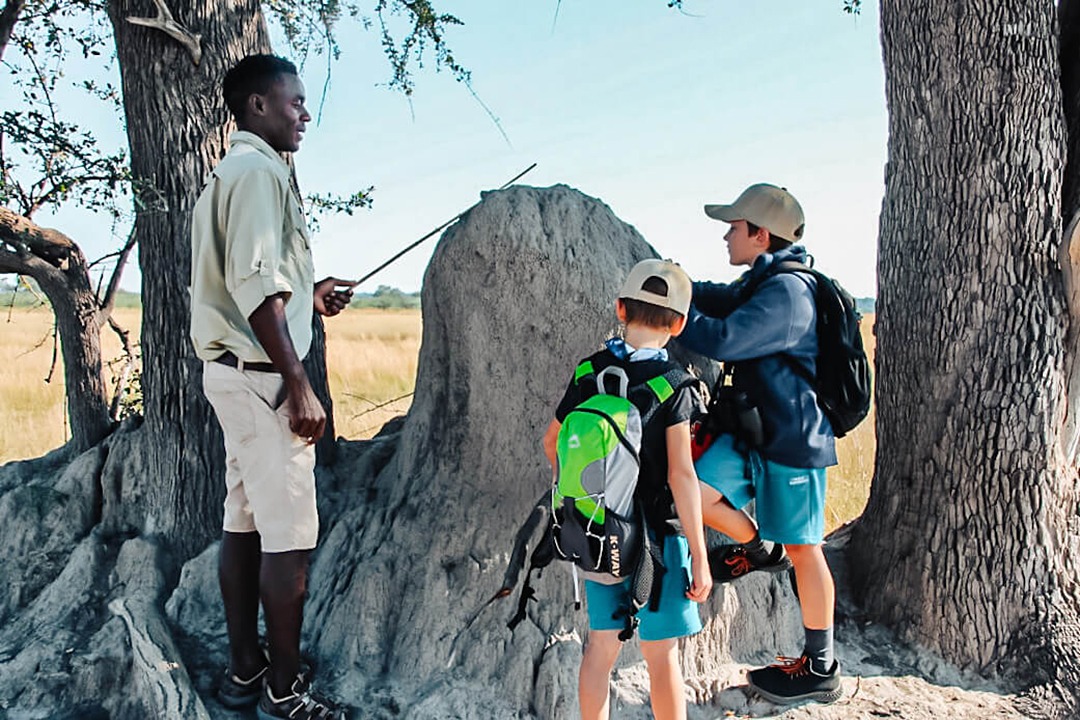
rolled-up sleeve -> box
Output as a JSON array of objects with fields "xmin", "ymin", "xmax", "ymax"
[{"xmin": 223, "ymin": 168, "xmax": 292, "ymax": 319}]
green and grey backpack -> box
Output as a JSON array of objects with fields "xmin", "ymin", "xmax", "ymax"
[
  {"xmin": 552, "ymin": 364, "xmax": 653, "ymax": 579},
  {"xmin": 508, "ymin": 357, "xmax": 694, "ymax": 640}
]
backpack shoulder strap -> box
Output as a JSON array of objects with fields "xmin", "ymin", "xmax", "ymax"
[
  {"xmin": 636, "ymin": 365, "xmax": 698, "ymax": 428},
  {"xmin": 573, "ymin": 359, "xmax": 596, "ymax": 384}
]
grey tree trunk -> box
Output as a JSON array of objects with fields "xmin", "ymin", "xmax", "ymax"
[
  {"xmin": 849, "ymin": 1, "xmax": 1080, "ymax": 712},
  {"xmin": 45, "ymin": 251, "xmax": 113, "ymax": 452},
  {"xmin": 305, "ymin": 314, "xmax": 337, "ymax": 465}
]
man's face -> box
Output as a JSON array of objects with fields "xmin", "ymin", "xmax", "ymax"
[
  {"xmin": 723, "ymin": 219, "xmax": 766, "ymax": 266},
  {"xmin": 252, "ymin": 74, "xmax": 310, "ymax": 153}
]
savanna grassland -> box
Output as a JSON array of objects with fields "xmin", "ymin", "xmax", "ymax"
[{"xmin": 0, "ymin": 306, "xmax": 875, "ymax": 532}]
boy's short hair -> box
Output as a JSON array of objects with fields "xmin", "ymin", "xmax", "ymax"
[
  {"xmin": 747, "ymin": 221, "xmax": 794, "ymax": 253},
  {"xmin": 619, "ymin": 259, "xmax": 691, "ymax": 329},
  {"xmin": 223, "ymin": 54, "xmax": 298, "ymax": 121}
]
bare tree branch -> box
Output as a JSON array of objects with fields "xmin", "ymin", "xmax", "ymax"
[
  {"xmin": 98, "ymin": 227, "xmax": 137, "ymax": 318},
  {"xmin": 105, "ymin": 313, "xmax": 134, "ymax": 421},
  {"xmin": 0, "ymin": 0, "xmax": 25, "ymax": 61},
  {"xmin": 45, "ymin": 320, "xmax": 58, "ymax": 383},
  {"xmin": 125, "ymin": 0, "xmax": 202, "ymax": 65}
]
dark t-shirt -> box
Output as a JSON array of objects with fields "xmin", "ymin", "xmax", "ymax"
[{"xmin": 554, "ymin": 349, "xmax": 704, "ymax": 529}]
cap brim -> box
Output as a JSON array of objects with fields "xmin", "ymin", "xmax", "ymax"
[{"xmin": 704, "ymin": 204, "xmax": 740, "ymax": 221}]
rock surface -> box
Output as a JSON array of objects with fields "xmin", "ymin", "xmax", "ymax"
[{"xmin": 0, "ymin": 185, "xmax": 1027, "ymax": 719}]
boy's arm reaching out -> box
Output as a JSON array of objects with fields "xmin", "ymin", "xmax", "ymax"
[{"xmin": 667, "ymin": 421, "xmax": 712, "ymax": 603}]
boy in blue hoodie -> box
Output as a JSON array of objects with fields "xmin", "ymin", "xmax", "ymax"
[{"xmin": 678, "ymin": 184, "xmax": 842, "ymax": 705}]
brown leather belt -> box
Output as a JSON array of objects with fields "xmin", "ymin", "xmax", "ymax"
[{"xmin": 213, "ymin": 351, "xmax": 278, "ymax": 373}]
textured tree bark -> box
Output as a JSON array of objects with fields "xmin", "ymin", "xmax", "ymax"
[
  {"xmin": 849, "ymin": 0, "xmax": 1080, "ymax": 712},
  {"xmin": 106, "ymin": 0, "xmax": 271, "ymax": 556},
  {"xmin": 45, "ymin": 255, "xmax": 113, "ymax": 452},
  {"xmin": 304, "ymin": 315, "xmax": 337, "ymax": 465},
  {"xmin": 1060, "ymin": 0, "xmax": 1080, "ymax": 224}
]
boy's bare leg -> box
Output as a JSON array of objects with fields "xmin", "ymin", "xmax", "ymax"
[
  {"xmin": 220, "ymin": 531, "xmax": 265, "ymax": 678},
  {"xmin": 261, "ymin": 549, "xmax": 311, "ymax": 696},
  {"xmin": 579, "ymin": 630, "xmax": 621, "ymax": 720},
  {"xmin": 640, "ymin": 638, "xmax": 687, "ymax": 720},
  {"xmin": 699, "ymin": 483, "xmax": 757, "ymax": 542},
  {"xmin": 784, "ymin": 544, "xmax": 834, "ymax": 629}
]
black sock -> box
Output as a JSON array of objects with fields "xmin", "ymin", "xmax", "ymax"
[
  {"xmin": 742, "ymin": 532, "xmax": 771, "ymax": 564},
  {"xmin": 804, "ymin": 626, "xmax": 834, "ymax": 673}
]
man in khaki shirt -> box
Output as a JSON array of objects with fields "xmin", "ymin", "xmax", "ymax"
[{"xmin": 190, "ymin": 54, "xmax": 351, "ymax": 720}]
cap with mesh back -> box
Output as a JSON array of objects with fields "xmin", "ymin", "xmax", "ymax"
[
  {"xmin": 618, "ymin": 259, "xmax": 692, "ymax": 316},
  {"xmin": 704, "ymin": 183, "xmax": 805, "ymax": 243}
]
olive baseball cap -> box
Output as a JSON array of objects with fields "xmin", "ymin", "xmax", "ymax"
[
  {"xmin": 704, "ymin": 183, "xmax": 805, "ymax": 243},
  {"xmin": 618, "ymin": 259, "xmax": 692, "ymax": 316}
]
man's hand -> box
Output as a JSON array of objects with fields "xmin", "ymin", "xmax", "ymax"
[
  {"xmin": 285, "ymin": 377, "xmax": 326, "ymax": 444},
  {"xmin": 314, "ymin": 277, "xmax": 355, "ymax": 317}
]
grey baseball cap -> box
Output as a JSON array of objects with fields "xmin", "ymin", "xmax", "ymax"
[
  {"xmin": 704, "ymin": 183, "xmax": 805, "ymax": 243},
  {"xmin": 618, "ymin": 259, "xmax": 692, "ymax": 316}
]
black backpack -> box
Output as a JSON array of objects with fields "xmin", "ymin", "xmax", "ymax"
[{"xmin": 740, "ymin": 260, "xmax": 872, "ymax": 438}]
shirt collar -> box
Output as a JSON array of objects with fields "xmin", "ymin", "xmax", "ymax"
[
  {"xmin": 606, "ymin": 337, "xmax": 668, "ymax": 363},
  {"xmin": 229, "ymin": 131, "xmax": 290, "ymax": 174}
]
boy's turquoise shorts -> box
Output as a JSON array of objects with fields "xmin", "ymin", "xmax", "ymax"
[
  {"xmin": 695, "ymin": 433, "xmax": 827, "ymax": 545},
  {"xmin": 584, "ymin": 534, "xmax": 702, "ymax": 642}
]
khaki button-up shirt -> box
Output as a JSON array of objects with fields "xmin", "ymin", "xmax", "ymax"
[{"xmin": 189, "ymin": 131, "xmax": 315, "ymax": 363}]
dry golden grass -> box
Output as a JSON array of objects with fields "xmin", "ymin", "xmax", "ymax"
[
  {"xmin": 0, "ymin": 306, "xmax": 877, "ymax": 532},
  {"xmin": 324, "ymin": 309, "xmax": 421, "ymax": 440},
  {"xmin": 0, "ymin": 305, "xmax": 142, "ymax": 463},
  {"xmin": 0, "ymin": 306, "xmax": 415, "ymax": 463},
  {"xmin": 826, "ymin": 314, "xmax": 877, "ymax": 533}
]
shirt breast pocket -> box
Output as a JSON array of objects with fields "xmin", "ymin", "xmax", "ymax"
[
  {"xmin": 283, "ymin": 199, "xmax": 314, "ymax": 286},
  {"xmin": 287, "ymin": 200, "xmax": 311, "ymax": 251}
]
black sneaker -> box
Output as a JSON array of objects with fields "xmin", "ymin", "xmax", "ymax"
[
  {"xmin": 217, "ymin": 664, "xmax": 268, "ymax": 708},
  {"xmin": 257, "ymin": 677, "xmax": 347, "ymax": 720},
  {"xmin": 747, "ymin": 654, "xmax": 842, "ymax": 705},
  {"xmin": 708, "ymin": 543, "xmax": 791, "ymax": 583}
]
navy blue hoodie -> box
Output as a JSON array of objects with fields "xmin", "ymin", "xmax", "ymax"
[{"xmin": 679, "ymin": 245, "xmax": 837, "ymax": 469}]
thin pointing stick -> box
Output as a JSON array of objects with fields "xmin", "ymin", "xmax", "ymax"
[{"xmin": 344, "ymin": 163, "xmax": 538, "ymax": 290}]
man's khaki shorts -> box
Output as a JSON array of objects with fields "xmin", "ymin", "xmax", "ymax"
[{"xmin": 202, "ymin": 361, "xmax": 318, "ymax": 552}]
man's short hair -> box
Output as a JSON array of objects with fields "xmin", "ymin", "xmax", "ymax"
[
  {"xmin": 747, "ymin": 221, "xmax": 794, "ymax": 254},
  {"xmin": 223, "ymin": 54, "xmax": 298, "ymax": 121},
  {"xmin": 622, "ymin": 276, "xmax": 685, "ymax": 329}
]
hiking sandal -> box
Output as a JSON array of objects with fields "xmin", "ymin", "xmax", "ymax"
[{"xmin": 257, "ymin": 677, "xmax": 347, "ymax": 720}]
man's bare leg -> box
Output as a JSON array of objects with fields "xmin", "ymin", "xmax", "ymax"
[
  {"xmin": 220, "ymin": 531, "xmax": 265, "ymax": 678},
  {"xmin": 261, "ymin": 549, "xmax": 311, "ymax": 696}
]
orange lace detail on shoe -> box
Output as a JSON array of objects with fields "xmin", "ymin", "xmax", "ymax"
[
  {"xmin": 772, "ymin": 655, "xmax": 812, "ymax": 677},
  {"xmin": 724, "ymin": 550, "xmax": 753, "ymax": 576}
]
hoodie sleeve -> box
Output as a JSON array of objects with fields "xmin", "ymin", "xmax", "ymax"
[
  {"xmin": 680, "ymin": 274, "xmax": 816, "ymax": 362},
  {"xmin": 691, "ymin": 280, "xmax": 745, "ymax": 317}
]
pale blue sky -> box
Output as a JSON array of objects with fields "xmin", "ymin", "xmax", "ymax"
[{"xmin": 29, "ymin": 0, "xmax": 886, "ymax": 297}]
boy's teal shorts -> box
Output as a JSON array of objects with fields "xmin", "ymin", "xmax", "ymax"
[
  {"xmin": 695, "ymin": 433, "xmax": 827, "ymax": 545},
  {"xmin": 584, "ymin": 534, "xmax": 702, "ymax": 642}
]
